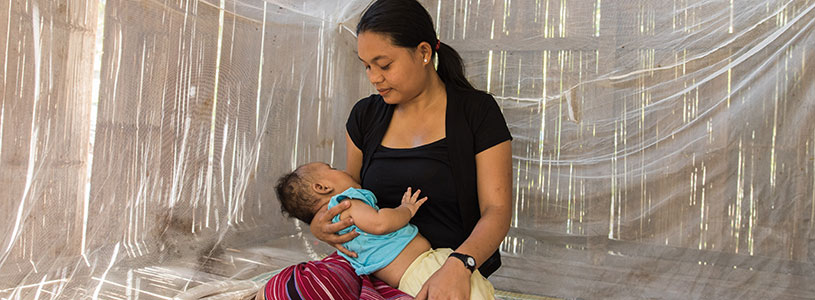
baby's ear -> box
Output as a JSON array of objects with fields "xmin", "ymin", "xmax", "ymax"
[{"xmin": 312, "ymin": 181, "xmax": 334, "ymax": 195}]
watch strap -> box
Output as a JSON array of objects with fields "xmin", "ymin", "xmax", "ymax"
[{"xmin": 448, "ymin": 252, "xmax": 476, "ymax": 273}]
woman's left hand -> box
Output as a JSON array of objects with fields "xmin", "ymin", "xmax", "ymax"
[{"xmin": 414, "ymin": 258, "xmax": 471, "ymax": 300}]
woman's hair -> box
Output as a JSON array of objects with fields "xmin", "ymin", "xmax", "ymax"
[
  {"xmin": 275, "ymin": 166, "xmax": 319, "ymax": 224},
  {"xmin": 357, "ymin": 0, "xmax": 476, "ymax": 91}
]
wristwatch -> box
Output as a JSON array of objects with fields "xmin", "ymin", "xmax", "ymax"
[{"xmin": 448, "ymin": 252, "xmax": 476, "ymax": 273}]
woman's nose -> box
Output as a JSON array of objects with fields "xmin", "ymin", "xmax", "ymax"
[{"xmin": 367, "ymin": 69, "xmax": 384, "ymax": 84}]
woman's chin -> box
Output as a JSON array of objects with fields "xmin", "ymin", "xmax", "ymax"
[{"xmin": 380, "ymin": 94, "xmax": 401, "ymax": 104}]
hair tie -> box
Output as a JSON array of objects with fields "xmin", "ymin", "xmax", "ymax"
[{"xmin": 435, "ymin": 40, "xmax": 441, "ymax": 51}]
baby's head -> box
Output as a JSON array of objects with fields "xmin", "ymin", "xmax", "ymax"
[{"xmin": 274, "ymin": 162, "xmax": 360, "ymax": 224}]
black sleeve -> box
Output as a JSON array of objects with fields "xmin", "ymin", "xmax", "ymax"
[
  {"xmin": 345, "ymin": 96, "xmax": 372, "ymax": 150},
  {"xmin": 472, "ymin": 94, "xmax": 513, "ymax": 154}
]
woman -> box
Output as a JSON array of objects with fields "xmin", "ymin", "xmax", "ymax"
[
  {"xmin": 262, "ymin": 0, "xmax": 512, "ymax": 299},
  {"xmin": 311, "ymin": 0, "xmax": 513, "ymax": 299}
]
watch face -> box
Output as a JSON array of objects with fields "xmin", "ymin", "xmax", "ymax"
[{"xmin": 466, "ymin": 257, "xmax": 475, "ymax": 266}]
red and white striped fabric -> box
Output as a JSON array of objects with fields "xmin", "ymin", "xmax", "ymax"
[{"xmin": 263, "ymin": 252, "xmax": 414, "ymax": 300}]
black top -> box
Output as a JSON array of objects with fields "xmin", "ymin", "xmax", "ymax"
[
  {"xmin": 363, "ymin": 138, "xmax": 466, "ymax": 250},
  {"xmin": 346, "ymin": 85, "xmax": 512, "ymax": 277}
]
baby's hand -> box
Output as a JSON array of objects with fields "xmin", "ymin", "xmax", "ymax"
[{"xmin": 401, "ymin": 187, "xmax": 428, "ymax": 217}]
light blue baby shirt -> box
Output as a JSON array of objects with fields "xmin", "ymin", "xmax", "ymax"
[{"xmin": 327, "ymin": 188, "xmax": 418, "ymax": 275}]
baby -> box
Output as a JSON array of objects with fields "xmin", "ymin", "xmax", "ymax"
[{"xmin": 272, "ymin": 162, "xmax": 495, "ymax": 298}]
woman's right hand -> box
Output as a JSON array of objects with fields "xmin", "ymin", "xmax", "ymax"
[{"xmin": 309, "ymin": 200, "xmax": 360, "ymax": 257}]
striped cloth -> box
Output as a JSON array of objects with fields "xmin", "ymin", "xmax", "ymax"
[{"xmin": 264, "ymin": 252, "xmax": 414, "ymax": 300}]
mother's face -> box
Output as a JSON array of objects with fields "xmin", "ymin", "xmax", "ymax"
[{"xmin": 357, "ymin": 31, "xmax": 428, "ymax": 105}]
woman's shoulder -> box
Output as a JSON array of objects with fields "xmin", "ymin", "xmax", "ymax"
[
  {"xmin": 349, "ymin": 94, "xmax": 390, "ymax": 120},
  {"xmin": 449, "ymin": 87, "xmax": 501, "ymax": 115},
  {"xmin": 352, "ymin": 94, "xmax": 387, "ymax": 110},
  {"xmin": 450, "ymin": 86, "xmax": 492, "ymax": 100}
]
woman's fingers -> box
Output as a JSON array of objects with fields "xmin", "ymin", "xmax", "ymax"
[
  {"xmin": 323, "ymin": 218, "xmax": 357, "ymax": 242},
  {"xmin": 324, "ymin": 200, "xmax": 351, "ymax": 219},
  {"xmin": 414, "ymin": 285, "xmax": 429, "ymax": 300},
  {"xmin": 333, "ymin": 241, "xmax": 358, "ymax": 258},
  {"xmin": 312, "ymin": 201, "xmax": 349, "ymax": 236},
  {"xmin": 335, "ymin": 227, "xmax": 359, "ymax": 242},
  {"xmin": 309, "ymin": 200, "xmax": 357, "ymax": 245},
  {"xmin": 412, "ymin": 260, "xmax": 471, "ymax": 299},
  {"xmin": 303, "ymin": 189, "xmax": 360, "ymax": 258},
  {"xmin": 310, "ymin": 208, "xmax": 331, "ymax": 240}
]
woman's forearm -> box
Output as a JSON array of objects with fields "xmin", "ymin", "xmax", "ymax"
[
  {"xmin": 453, "ymin": 204, "xmax": 511, "ymax": 267},
  {"xmin": 455, "ymin": 140, "xmax": 513, "ymax": 267}
]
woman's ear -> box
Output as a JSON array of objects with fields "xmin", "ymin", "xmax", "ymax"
[
  {"xmin": 416, "ymin": 41, "xmax": 432, "ymax": 64},
  {"xmin": 312, "ymin": 181, "xmax": 334, "ymax": 195}
]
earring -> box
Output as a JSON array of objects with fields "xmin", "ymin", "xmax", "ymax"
[{"xmin": 424, "ymin": 59, "xmax": 428, "ymax": 63}]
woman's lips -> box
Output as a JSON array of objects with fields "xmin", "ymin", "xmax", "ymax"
[{"xmin": 377, "ymin": 88, "xmax": 391, "ymax": 96}]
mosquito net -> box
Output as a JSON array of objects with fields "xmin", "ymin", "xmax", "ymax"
[{"xmin": 1, "ymin": 0, "xmax": 814, "ymax": 299}]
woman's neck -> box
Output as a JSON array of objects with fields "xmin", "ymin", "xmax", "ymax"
[{"xmin": 396, "ymin": 72, "xmax": 446, "ymax": 115}]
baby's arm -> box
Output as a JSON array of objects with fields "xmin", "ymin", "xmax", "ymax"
[{"xmin": 342, "ymin": 187, "xmax": 427, "ymax": 235}]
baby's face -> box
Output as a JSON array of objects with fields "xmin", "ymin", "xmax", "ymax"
[{"xmin": 306, "ymin": 162, "xmax": 360, "ymax": 192}]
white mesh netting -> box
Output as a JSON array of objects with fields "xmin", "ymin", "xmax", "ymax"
[{"xmin": 2, "ymin": 0, "xmax": 815, "ymax": 299}]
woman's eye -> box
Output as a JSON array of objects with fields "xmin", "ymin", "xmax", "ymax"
[{"xmin": 381, "ymin": 64, "xmax": 391, "ymax": 70}]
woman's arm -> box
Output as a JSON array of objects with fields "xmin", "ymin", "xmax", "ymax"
[
  {"xmin": 346, "ymin": 132, "xmax": 363, "ymax": 182},
  {"xmin": 415, "ymin": 140, "xmax": 512, "ymax": 300},
  {"xmin": 307, "ymin": 132, "xmax": 367, "ymax": 256},
  {"xmin": 454, "ymin": 140, "xmax": 513, "ymax": 266}
]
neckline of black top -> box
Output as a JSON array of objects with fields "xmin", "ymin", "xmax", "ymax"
[{"xmin": 378, "ymin": 137, "xmax": 447, "ymax": 151}]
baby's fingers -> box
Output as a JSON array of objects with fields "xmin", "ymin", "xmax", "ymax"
[
  {"xmin": 402, "ymin": 187, "xmax": 413, "ymax": 201},
  {"xmin": 416, "ymin": 196, "xmax": 429, "ymax": 207},
  {"xmin": 410, "ymin": 189, "xmax": 422, "ymax": 202}
]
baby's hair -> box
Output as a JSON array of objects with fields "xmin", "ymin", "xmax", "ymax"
[{"xmin": 275, "ymin": 165, "xmax": 319, "ymax": 224}]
